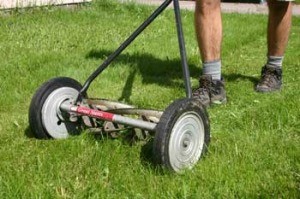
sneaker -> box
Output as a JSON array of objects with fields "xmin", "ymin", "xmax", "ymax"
[
  {"xmin": 256, "ymin": 65, "xmax": 282, "ymax": 93},
  {"xmin": 192, "ymin": 75, "xmax": 227, "ymax": 107}
]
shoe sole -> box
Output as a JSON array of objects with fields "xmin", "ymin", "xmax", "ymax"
[{"xmin": 255, "ymin": 86, "xmax": 281, "ymax": 93}]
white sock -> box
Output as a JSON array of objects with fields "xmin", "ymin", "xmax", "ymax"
[
  {"xmin": 202, "ymin": 60, "xmax": 221, "ymax": 80},
  {"xmin": 267, "ymin": 56, "xmax": 283, "ymax": 69}
]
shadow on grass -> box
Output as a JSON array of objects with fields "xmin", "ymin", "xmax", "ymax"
[
  {"xmin": 86, "ymin": 49, "xmax": 261, "ymax": 98},
  {"xmin": 140, "ymin": 138, "xmax": 172, "ymax": 175},
  {"xmin": 223, "ymin": 73, "xmax": 258, "ymax": 84},
  {"xmin": 140, "ymin": 138, "xmax": 156, "ymax": 166},
  {"xmin": 223, "ymin": 73, "xmax": 260, "ymax": 91},
  {"xmin": 25, "ymin": 123, "xmax": 168, "ymax": 174},
  {"xmin": 24, "ymin": 126, "xmax": 35, "ymax": 138},
  {"xmin": 92, "ymin": 130, "xmax": 166, "ymax": 174},
  {"xmin": 86, "ymin": 49, "xmax": 200, "ymax": 102}
]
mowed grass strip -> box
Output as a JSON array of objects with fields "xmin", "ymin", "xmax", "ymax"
[{"xmin": 0, "ymin": 0, "xmax": 299, "ymax": 198}]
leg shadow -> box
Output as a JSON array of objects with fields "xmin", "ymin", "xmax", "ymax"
[
  {"xmin": 86, "ymin": 49, "xmax": 200, "ymax": 96},
  {"xmin": 223, "ymin": 73, "xmax": 259, "ymax": 84}
]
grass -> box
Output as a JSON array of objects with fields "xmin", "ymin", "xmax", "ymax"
[{"xmin": 0, "ymin": 0, "xmax": 299, "ymax": 198}]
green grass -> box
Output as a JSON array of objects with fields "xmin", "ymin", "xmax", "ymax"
[{"xmin": 0, "ymin": 1, "xmax": 299, "ymax": 198}]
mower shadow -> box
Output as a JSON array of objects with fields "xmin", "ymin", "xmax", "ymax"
[
  {"xmin": 92, "ymin": 132, "xmax": 164, "ymax": 173},
  {"xmin": 86, "ymin": 49, "xmax": 200, "ymax": 102},
  {"xmin": 140, "ymin": 139, "xmax": 169, "ymax": 174},
  {"xmin": 24, "ymin": 126, "xmax": 35, "ymax": 138}
]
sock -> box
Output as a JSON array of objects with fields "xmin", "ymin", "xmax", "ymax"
[
  {"xmin": 202, "ymin": 60, "xmax": 221, "ymax": 80},
  {"xmin": 266, "ymin": 56, "xmax": 284, "ymax": 69}
]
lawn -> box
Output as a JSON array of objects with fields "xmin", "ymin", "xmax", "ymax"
[{"xmin": 0, "ymin": 0, "xmax": 299, "ymax": 198}]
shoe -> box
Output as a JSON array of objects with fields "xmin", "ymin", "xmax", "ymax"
[
  {"xmin": 256, "ymin": 65, "xmax": 282, "ymax": 92},
  {"xmin": 192, "ymin": 75, "xmax": 227, "ymax": 107}
]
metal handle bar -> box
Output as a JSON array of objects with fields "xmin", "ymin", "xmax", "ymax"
[{"xmin": 78, "ymin": 0, "xmax": 192, "ymax": 100}]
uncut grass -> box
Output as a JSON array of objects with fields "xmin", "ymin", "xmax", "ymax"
[{"xmin": 0, "ymin": 1, "xmax": 299, "ymax": 198}]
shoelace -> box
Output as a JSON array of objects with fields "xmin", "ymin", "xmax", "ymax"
[
  {"xmin": 260, "ymin": 67, "xmax": 280, "ymax": 87},
  {"xmin": 192, "ymin": 78, "xmax": 210, "ymax": 98}
]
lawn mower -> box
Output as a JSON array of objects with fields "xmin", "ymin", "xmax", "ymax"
[{"xmin": 28, "ymin": 0, "xmax": 210, "ymax": 172}]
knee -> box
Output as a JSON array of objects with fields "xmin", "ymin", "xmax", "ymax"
[{"xmin": 195, "ymin": 0, "xmax": 221, "ymax": 14}]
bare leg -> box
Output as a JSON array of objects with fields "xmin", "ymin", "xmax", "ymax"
[
  {"xmin": 194, "ymin": 0, "xmax": 222, "ymax": 62},
  {"xmin": 267, "ymin": 0, "xmax": 292, "ymax": 56},
  {"xmin": 256, "ymin": 0, "xmax": 292, "ymax": 93},
  {"xmin": 193, "ymin": 0, "xmax": 226, "ymax": 107}
]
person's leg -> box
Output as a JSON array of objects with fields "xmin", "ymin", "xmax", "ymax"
[
  {"xmin": 194, "ymin": 0, "xmax": 222, "ymax": 63},
  {"xmin": 193, "ymin": 0, "xmax": 226, "ymax": 106},
  {"xmin": 267, "ymin": 0, "xmax": 292, "ymax": 57},
  {"xmin": 256, "ymin": 0, "xmax": 292, "ymax": 92}
]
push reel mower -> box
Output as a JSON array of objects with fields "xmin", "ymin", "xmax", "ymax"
[{"xmin": 29, "ymin": 0, "xmax": 210, "ymax": 172}]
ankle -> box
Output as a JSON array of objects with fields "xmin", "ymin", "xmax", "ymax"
[
  {"xmin": 266, "ymin": 55, "xmax": 283, "ymax": 69},
  {"xmin": 202, "ymin": 60, "xmax": 221, "ymax": 80}
]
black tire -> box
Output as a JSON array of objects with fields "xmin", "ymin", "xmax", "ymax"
[
  {"xmin": 153, "ymin": 98, "xmax": 210, "ymax": 172},
  {"xmin": 29, "ymin": 77, "xmax": 83, "ymax": 139}
]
